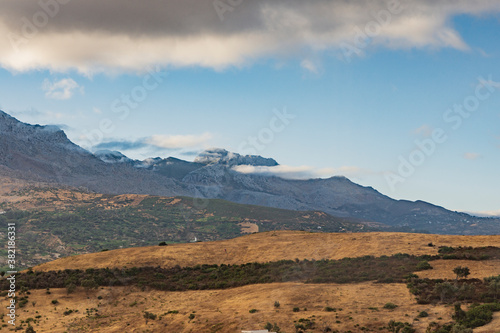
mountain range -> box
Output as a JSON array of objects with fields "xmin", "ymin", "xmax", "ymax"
[{"xmin": 1, "ymin": 110, "xmax": 498, "ymax": 235}]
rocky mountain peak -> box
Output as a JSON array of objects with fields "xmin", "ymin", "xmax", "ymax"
[{"xmin": 194, "ymin": 148, "xmax": 279, "ymax": 167}]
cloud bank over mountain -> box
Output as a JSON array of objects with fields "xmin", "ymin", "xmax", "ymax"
[{"xmin": 1, "ymin": 0, "xmax": 499, "ymax": 74}]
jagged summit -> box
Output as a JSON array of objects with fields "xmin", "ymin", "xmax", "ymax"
[
  {"xmin": 194, "ymin": 148, "xmax": 279, "ymax": 167},
  {"xmin": 0, "ymin": 110, "xmax": 497, "ymax": 234},
  {"xmin": 94, "ymin": 150, "xmax": 132, "ymax": 164}
]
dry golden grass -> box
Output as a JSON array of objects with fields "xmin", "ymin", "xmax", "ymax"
[
  {"xmin": 418, "ymin": 259, "xmax": 500, "ymax": 279},
  {"xmin": 9, "ymin": 231, "xmax": 500, "ymax": 332},
  {"xmin": 35, "ymin": 230, "xmax": 500, "ymax": 272},
  {"xmin": 1, "ymin": 282, "xmax": 469, "ymax": 333}
]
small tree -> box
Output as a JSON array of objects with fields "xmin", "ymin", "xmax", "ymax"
[
  {"xmin": 434, "ymin": 282, "xmax": 458, "ymax": 302},
  {"xmin": 81, "ymin": 279, "xmax": 99, "ymax": 295},
  {"xmin": 143, "ymin": 311, "xmax": 157, "ymax": 324},
  {"xmin": 488, "ymin": 280, "xmax": 500, "ymax": 300},
  {"xmin": 453, "ymin": 266, "xmax": 470, "ymax": 280},
  {"xmin": 452, "ymin": 303, "xmax": 466, "ymax": 321},
  {"xmin": 25, "ymin": 325, "xmax": 36, "ymax": 333}
]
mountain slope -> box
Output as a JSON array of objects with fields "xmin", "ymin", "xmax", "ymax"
[{"xmin": 1, "ymin": 110, "xmax": 498, "ymax": 235}]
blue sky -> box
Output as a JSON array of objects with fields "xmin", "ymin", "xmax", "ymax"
[{"xmin": 0, "ymin": 1, "xmax": 499, "ymax": 214}]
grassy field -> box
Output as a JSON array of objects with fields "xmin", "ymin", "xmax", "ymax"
[{"xmin": 0, "ymin": 231, "xmax": 497, "ymax": 333}]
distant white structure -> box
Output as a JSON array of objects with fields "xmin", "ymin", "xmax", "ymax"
[{"xmin": 0, "ymin": 210, "xmax": 5, "ymax": 215}]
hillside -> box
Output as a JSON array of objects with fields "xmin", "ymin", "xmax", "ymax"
[
  {"xmin": 0, "ymin": 185, "xmax": 367, "ymax": 269},
  {"xmin": 3, "ymin": 231, "xmax": 500, "ymax": 333},
  {"xmin": 35, "ymin": 230, "xmax": 500, "ymax": 272}
]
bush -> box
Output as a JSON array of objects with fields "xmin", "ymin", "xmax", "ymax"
[
  {"xmin": 418, "ymin": 311, "xmax": 429, "ymax": 318},
  {"xmin": 416, "ymin": 261, "xmax": 432, "ymax": 271},
  {"xmin": 324, "ymin": 306, "xmax": 336, "ymax": 312},
  {"xmin": 188, "ymin": 313, "xmax": 195, "ymax": 320},
  {"xmin": 274, "ymin": 301, "xmax": 280, "ymax": 308},
  {"xmin": 439, "ymin": 246, "xmax": 454, "ymax": 254},
  {"xmin": 249, "ymin": 309, "xmax": 258, "ymax": 313},
  {"xmin": 453, "ymin": 267, "xmax": 470, "ymax": 280},
  {"xmin": 51, "ymin": 299, "xmax": 58, "ymax": 305},
  {"xmin": 384, "ymin": 303, "xmax": 398, "ymax": 310},
  {"xmin": 25, "ymin": 326, "xmax": 36, "ymax": 333},
  {"xmin": 66, "ymin": 283, "xmax": 76, "ymax": 294},
  {"xmin": 459, "ymin": 303, "xmax": 500, "ymax": 328},
  {"xmin": 158, "ymin": 241, "xmax": 167, "ymax": 246},
  {"xmin": 387, "ymin": 320, "xmax": 415, "ymax": 333},
  {"xmin": 293, "ymin": 307, "xmax": 300, "ymax": 312}
]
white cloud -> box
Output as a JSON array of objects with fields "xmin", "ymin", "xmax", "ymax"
[
  {"xmin": 300, "ymin": 59, "xmax": 319, "ymax": 74},
  {"xmin": 463, "ymin": 152, "xmax": 481, "ymax": 160},
  {"xmin": 41, "ymin": 78, "xmax": 82, "ymax": 100},
  {"xmin": 94, "ymin": 133, "xmax": 214, "ymax": 152},
  {"xmin": 232, "ymin": 164, "xmax": 367, "ymax": 179},
  {"xmin": 464, "ymin": 209, "xmax": 500, "ymax": 217},
  {"xmin": 0, "ymin": 0, "xmax": 499, "ymax": 74},
  {"xmin": 145, "ymin": 133, "xmax": 213, "ymax": 149}
]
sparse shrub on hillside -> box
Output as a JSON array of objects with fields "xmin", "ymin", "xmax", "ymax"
[
  {"xmin": 383, "ymin": 303, "xmax": 398, "ymax": 310},
  {"xmin": 51, "ymin": 299, "xmax": 58, "ymax": 305},
  {"xmin": 434, "ymin": 282, "xmax": 458, "ymax": 303},
  {"xmin": 265, "ymin": 322, "xmax": 281, "ymax": 332},
  {"xmin": 188, "ymin": 313, "xmax": 195, "ymax": 320},
  {"xmin": 63, "ymin": 309, "xmax": 74, "ymax": 316},
  {"xmin": 453, "ymin": 267, "xmax": 470, "ymax": 280},
  {"xmin": 387, "ymin": 320, "xmax": 415, "ymax": 333},
  {"xmin": 293, "ymin": 307, "xmax": 300, "ymax": 312},
  {"xmin": 324, "ymin": 306, "xmax": 336, "ymax": 312},
  {"xmin": 295, "ymin": 318, "xmax": 315, "ymax": 330},
  {"xmin": 158, "ymin": 241, "xmax": 167, "ymax": 246},
  {"xmin": 25, "ymin": 325, "xmax": 36, "ymax": 333},
  {"xmin": 143, "ymin": 311, "xmax": 157, "ymax": 324},
  {"xmin": 66, "ymin": 283, "xmax": 76, "ymax": 294},
  {"xmin": 249, "ymin": 309, "xmax": 258, "ymax": 313},
  {"xmin": 418, "ymin": 311, "xmax": 429, "ymax": 318},
  {"xmin": 274, "ymin": 301, "xmax": 280, "ymax": 308},
  {"xmin": 416, "ymin": 261, "xmax": 433, "ymax": 271},
  {"xmin": 438, "ymin": 246, "xmax": 454, "ymax": 254}
]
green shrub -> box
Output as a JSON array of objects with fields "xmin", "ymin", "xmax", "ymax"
[
  {"xmin": 249, "ymin": 309, "xmax": 258, "ymax": 313},
  {"xmin": 418, "ymin": 311, "xmax": 428, "ymax": 318},
  {"xmin": 274, "ymin": 301, "xmax": 280, "ymax": 308},
  {"xmin": 416, "ymin": 261, "xmax": 432, "ymax": 271},
  {"xmin": 384, "ymin": 303, "xmax": 398, "ymax": 310},
  {"xmin": 293, "ymin": 307, "xmax": 300, "ymax": 312}
]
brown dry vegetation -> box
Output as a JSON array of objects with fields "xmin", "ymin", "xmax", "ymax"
[
  {"xmin": 2, "ymin": 231, "xmax": 500, "ymax": 332},
  {"xmin": 417, "ymin": 259, "xmax": 500, "ymax": 279},
  {"xmin": 0, "ymin": 282, "xmax": 462, "ymax": 333},
  {"xmin": 35, "ymin": 230, "xmax": 500, "ymax": 272}
]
